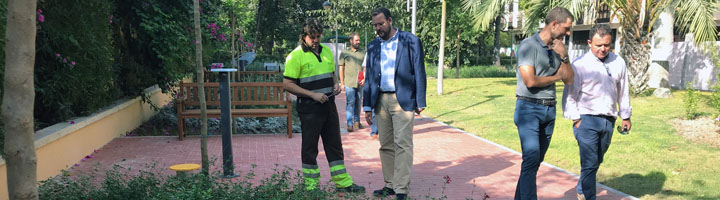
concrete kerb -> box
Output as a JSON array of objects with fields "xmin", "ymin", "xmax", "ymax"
[{"xmin": 419, "ymin": 114, "xmax": 639, "ymax": 200}]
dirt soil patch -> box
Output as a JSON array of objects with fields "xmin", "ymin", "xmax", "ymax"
[{"xmin": 671, "ymin": 116, "xmax": 720, "ymax": 148}]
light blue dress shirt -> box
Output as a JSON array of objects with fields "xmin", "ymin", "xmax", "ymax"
[{"xmin": 379, "ymin": 28, "xmax": 399, "ymax": 92}]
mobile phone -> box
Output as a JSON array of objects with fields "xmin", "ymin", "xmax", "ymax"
[{"xmin": 616, "ymin": 125, "xmax": 629, "ymax": 135}]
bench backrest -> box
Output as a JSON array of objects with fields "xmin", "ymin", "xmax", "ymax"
[
  {"xmin": 233, "ymin": 71, "xmax": 283, "ymax": 82},
  {"xmin": 178, "ymin": 82, "xmax": 290, "ymax": 108}
]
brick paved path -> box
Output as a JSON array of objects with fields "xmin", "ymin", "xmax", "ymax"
[{"xmin": 70, "ymin": 92, "xmax": 635, "ymax": 199}]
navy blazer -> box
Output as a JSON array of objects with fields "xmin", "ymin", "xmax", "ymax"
[{"xmin": 363, "ymin": 30, "xmax": 427, "ymax": 112}]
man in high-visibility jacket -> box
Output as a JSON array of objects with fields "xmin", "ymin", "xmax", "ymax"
[{"xmin": 282, "ymin": 17, "xmax": 365, "ymax": 193}]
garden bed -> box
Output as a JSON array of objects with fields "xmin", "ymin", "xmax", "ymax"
[
  {"xmin": 126, "ymin": 104, "xmax": 301, "ymax": 137},
  {"xmin": 671, "ymin": 116, "xmax": 720, "ymax": 148}
]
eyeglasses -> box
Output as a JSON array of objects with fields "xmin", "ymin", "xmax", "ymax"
[{"xmin": 546, "ymin": 49, "xmax": 554, "ymax": 67}]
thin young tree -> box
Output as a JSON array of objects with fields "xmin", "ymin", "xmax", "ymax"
[
  {"xmin": 193, "ymin": 0, "xmax": 210, "ymax": 174},
  {"xmin": 2, "ymin": 0, "xmax": 39, "ymax": 199}
]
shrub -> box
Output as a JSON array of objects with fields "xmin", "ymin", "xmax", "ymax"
[
  {"xmin": 684, "ymin": 83, "xmax": 700, "ymax": 120},
  {"xmin": 425, "ymin": 64, "xmax": 515, "ymax": 78},
  {"xmin": 38, "ymin": 164, "xmax": 366, "ymax": 200}
]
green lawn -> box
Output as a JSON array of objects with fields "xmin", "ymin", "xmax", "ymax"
[{"xmin": 423, "ymin": 78, "xmax": 720, "ymax": 200}]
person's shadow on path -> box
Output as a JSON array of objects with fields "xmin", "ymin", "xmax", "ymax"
[{"xmin": 562, "ymin": 171, "xmax": 719, "ymax": 199}]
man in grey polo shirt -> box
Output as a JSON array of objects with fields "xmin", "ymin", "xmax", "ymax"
[{"xmin": 513, "ymin": 7, "xmax": 575, "ymax": 200}]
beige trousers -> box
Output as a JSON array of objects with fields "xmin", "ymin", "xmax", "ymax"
[{"xmin": 375, "ymin": 93, "xmax": 415, "ymax": 194}]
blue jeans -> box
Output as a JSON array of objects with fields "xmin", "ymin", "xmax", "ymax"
[
  {"xmin": 345, "ymin": 86, "xmax": 361, "ymax": 127},
  {"xmin": 513, "ymin": 99, "xmax": 556, "ymax": 200},
  {"xmin": 574, "ymin": 115, "xmax": 615, "ymax": 200}
]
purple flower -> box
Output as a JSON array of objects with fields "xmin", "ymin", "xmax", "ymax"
[
  {"xmin": 109, "ymin": 15, "xmax": 113, "ymax": 23},
  {"xmin": 82, "ymin": 158, "xmax": 86, "ymax": 161},
  {"xmin": 74, "ymin": 163, "xmax": 79, "ymax": 167},
  {"xmin": 63, "ymin": 58, "xmax": 67, "ymax": 63},
  {"xmin": 37, "ymin": 9, "xmax": 42, "ymax": 14},
  {"xmin": 71, "ymin": 61, "xmax": 76, "ymax": 66},
  {"xmin": 56, "ymin": 53, "xmax": 61, "ymax": 57},
  {"xmin": 716, "ymin": 116, "xmax": 720, "ymax": 121},
  {"xmin": 94, "ymin": 149, "xmax": 98, "ymax": 153},
  {"xmin": 70, "ymin": 120, "xmax": 75, "ymax": 124},
  {"xmin": 38, "ymin": 14, "xmax": 44, "ymax": 23}
]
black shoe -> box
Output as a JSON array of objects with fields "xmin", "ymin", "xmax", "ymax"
[
  {"xmin": 373, "ymin": 187, "xmax": 396, "ymax": 197},
  {"xmin": 336, "ymin": 183, "xmax": 366, "ymax": 193},
  {"xmin": 396, "ymin": 193, "xmax": 407, "ymax": 200}
]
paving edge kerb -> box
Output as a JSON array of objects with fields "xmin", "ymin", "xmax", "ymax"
[{"xmin": 419, "ymin": 114, "xmax": 639, "ymax": 200}]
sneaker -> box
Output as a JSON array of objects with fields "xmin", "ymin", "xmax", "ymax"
[
  {"xmin": 373, "ymin": 187, "xmax": 396, "ymax": 197},
  {"xmin": 336, "ymin": 183, "xmax": 365, "ymax": 193},
  {"xmin": 353, "ymin": 122, "xmax": 360, "ymax": 130},
  {"xmin": 396, "ymin": 193, "xmax": 407, "ymax": 200},
  {"xmin": 371, "ymin": 134, "xmax": 378, "ymax": 139},
  {"xmin": 347, "ymin": 126, "xmax": 354, "ymax": 132}
]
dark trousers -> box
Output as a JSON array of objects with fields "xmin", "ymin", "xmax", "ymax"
[
  {"xmin": 513, "ymin": 99, "xmax": 556, "ymax": 200},
  {"xmin": 574, "ymin": 115, "xmax": 615, "ymax": 200},
  {"xmin": 299, "ymin": 101, "xmax": 345, "ymax": 165}
]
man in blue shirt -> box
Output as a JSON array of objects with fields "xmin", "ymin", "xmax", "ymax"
[{"xmin": 363, "ymin": 7, "xmax": 426, "ymax": 200}]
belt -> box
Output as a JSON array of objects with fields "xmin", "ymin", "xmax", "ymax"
[
  {"xmin": 298, "ymin": 96, "xmax": 335, "ymax": 104},
  {"xmin": 517, "ymin": 95, "xmax": 556, "ymax": 106},
  {"xmin": 585, "ymin": 114, "xmax": 616, "ymax": 121}
]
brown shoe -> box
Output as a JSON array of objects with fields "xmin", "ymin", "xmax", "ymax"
[
  {"xmin": 347, "ymin": 126, "xmax": 354, "ymax": 132},
  {"xmin": 353, "ymin": 122, "xmax": 360, "ymax": 130}
]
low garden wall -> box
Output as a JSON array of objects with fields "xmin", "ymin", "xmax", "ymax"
[{"xmin": 0, "ymin": 85, "xmax": 172, "ymax": 200}]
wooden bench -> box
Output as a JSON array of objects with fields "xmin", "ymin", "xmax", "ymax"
[
  {"xmin": 233, "ymin": 71, "xmax": 283, "ymax": 82},
  {"xmin": 176, "ymin": 82, "xmax": 293, "ymax": 140},
  {"xmin": 204, "ymin": 71, "xmax": 283, "ymax": 83}
]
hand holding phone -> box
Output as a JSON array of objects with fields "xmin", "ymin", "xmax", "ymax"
[{"xmin": 617, "ymin": 125, "xmax": 629, "ymax": 135}]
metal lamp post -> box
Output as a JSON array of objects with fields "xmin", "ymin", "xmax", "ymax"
[{"xmin": 210, "ymin": 67, "xmax": 238, "ymax": 177}]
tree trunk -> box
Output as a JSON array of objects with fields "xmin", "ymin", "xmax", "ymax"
[
  {"xmin": 620, "ymin": 27, "xmax": 652, "ymax": 95},
  {"xmin": 437, "ymin": 0, "xmax": 446, "ymax": 95},
  {"xmin": 253, "ymin": 0, "xmax": 263, "ymax": 52},
  {"xmin": 231, "ymin": 10, "xmax": 236, "ymax": 69},
  {"xmin": 493, "ymin": 15, "xmax": 502, "ymax": 66},
  {"xmin": 456, "ymin": 28, "xmax": 462, "ymax": 78},
  {"xmin": 2, "ymin": 0, "xmax": 39, "ymax": 199},
  {"xmin": 193, "ymin": 0, "xmax": 209, "ymax": 175}
]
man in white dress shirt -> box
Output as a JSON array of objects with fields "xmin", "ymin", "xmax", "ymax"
[{"xmin": 562, "ymin": 24, "xmax": 632, "ymax": 200}]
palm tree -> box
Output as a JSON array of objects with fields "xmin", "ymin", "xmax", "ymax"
[
  {"xmin": 461, "ymin": 0, "xmax": 512, "ymax": 66},
  {"xmin": 522, "ymin": 0, "xmax": 719, "ymax": 94},
  {"xmin": 3, "ymin": 0, "xmax": 40, "ymax": 199}
]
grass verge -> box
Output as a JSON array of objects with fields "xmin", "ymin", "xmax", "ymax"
[{"xmin": 423, "ymin": 78, "xmax": 720, "ymax": 199}]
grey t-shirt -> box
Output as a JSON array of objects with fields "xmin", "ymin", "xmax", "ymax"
[{"xmin": 515, "ymin": 32, "xmax": 560, "ymax": 99}]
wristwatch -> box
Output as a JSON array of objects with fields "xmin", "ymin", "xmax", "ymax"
[{"xmin": 561, "ymin": 56, "xmax": 570, "ymax": 64}]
